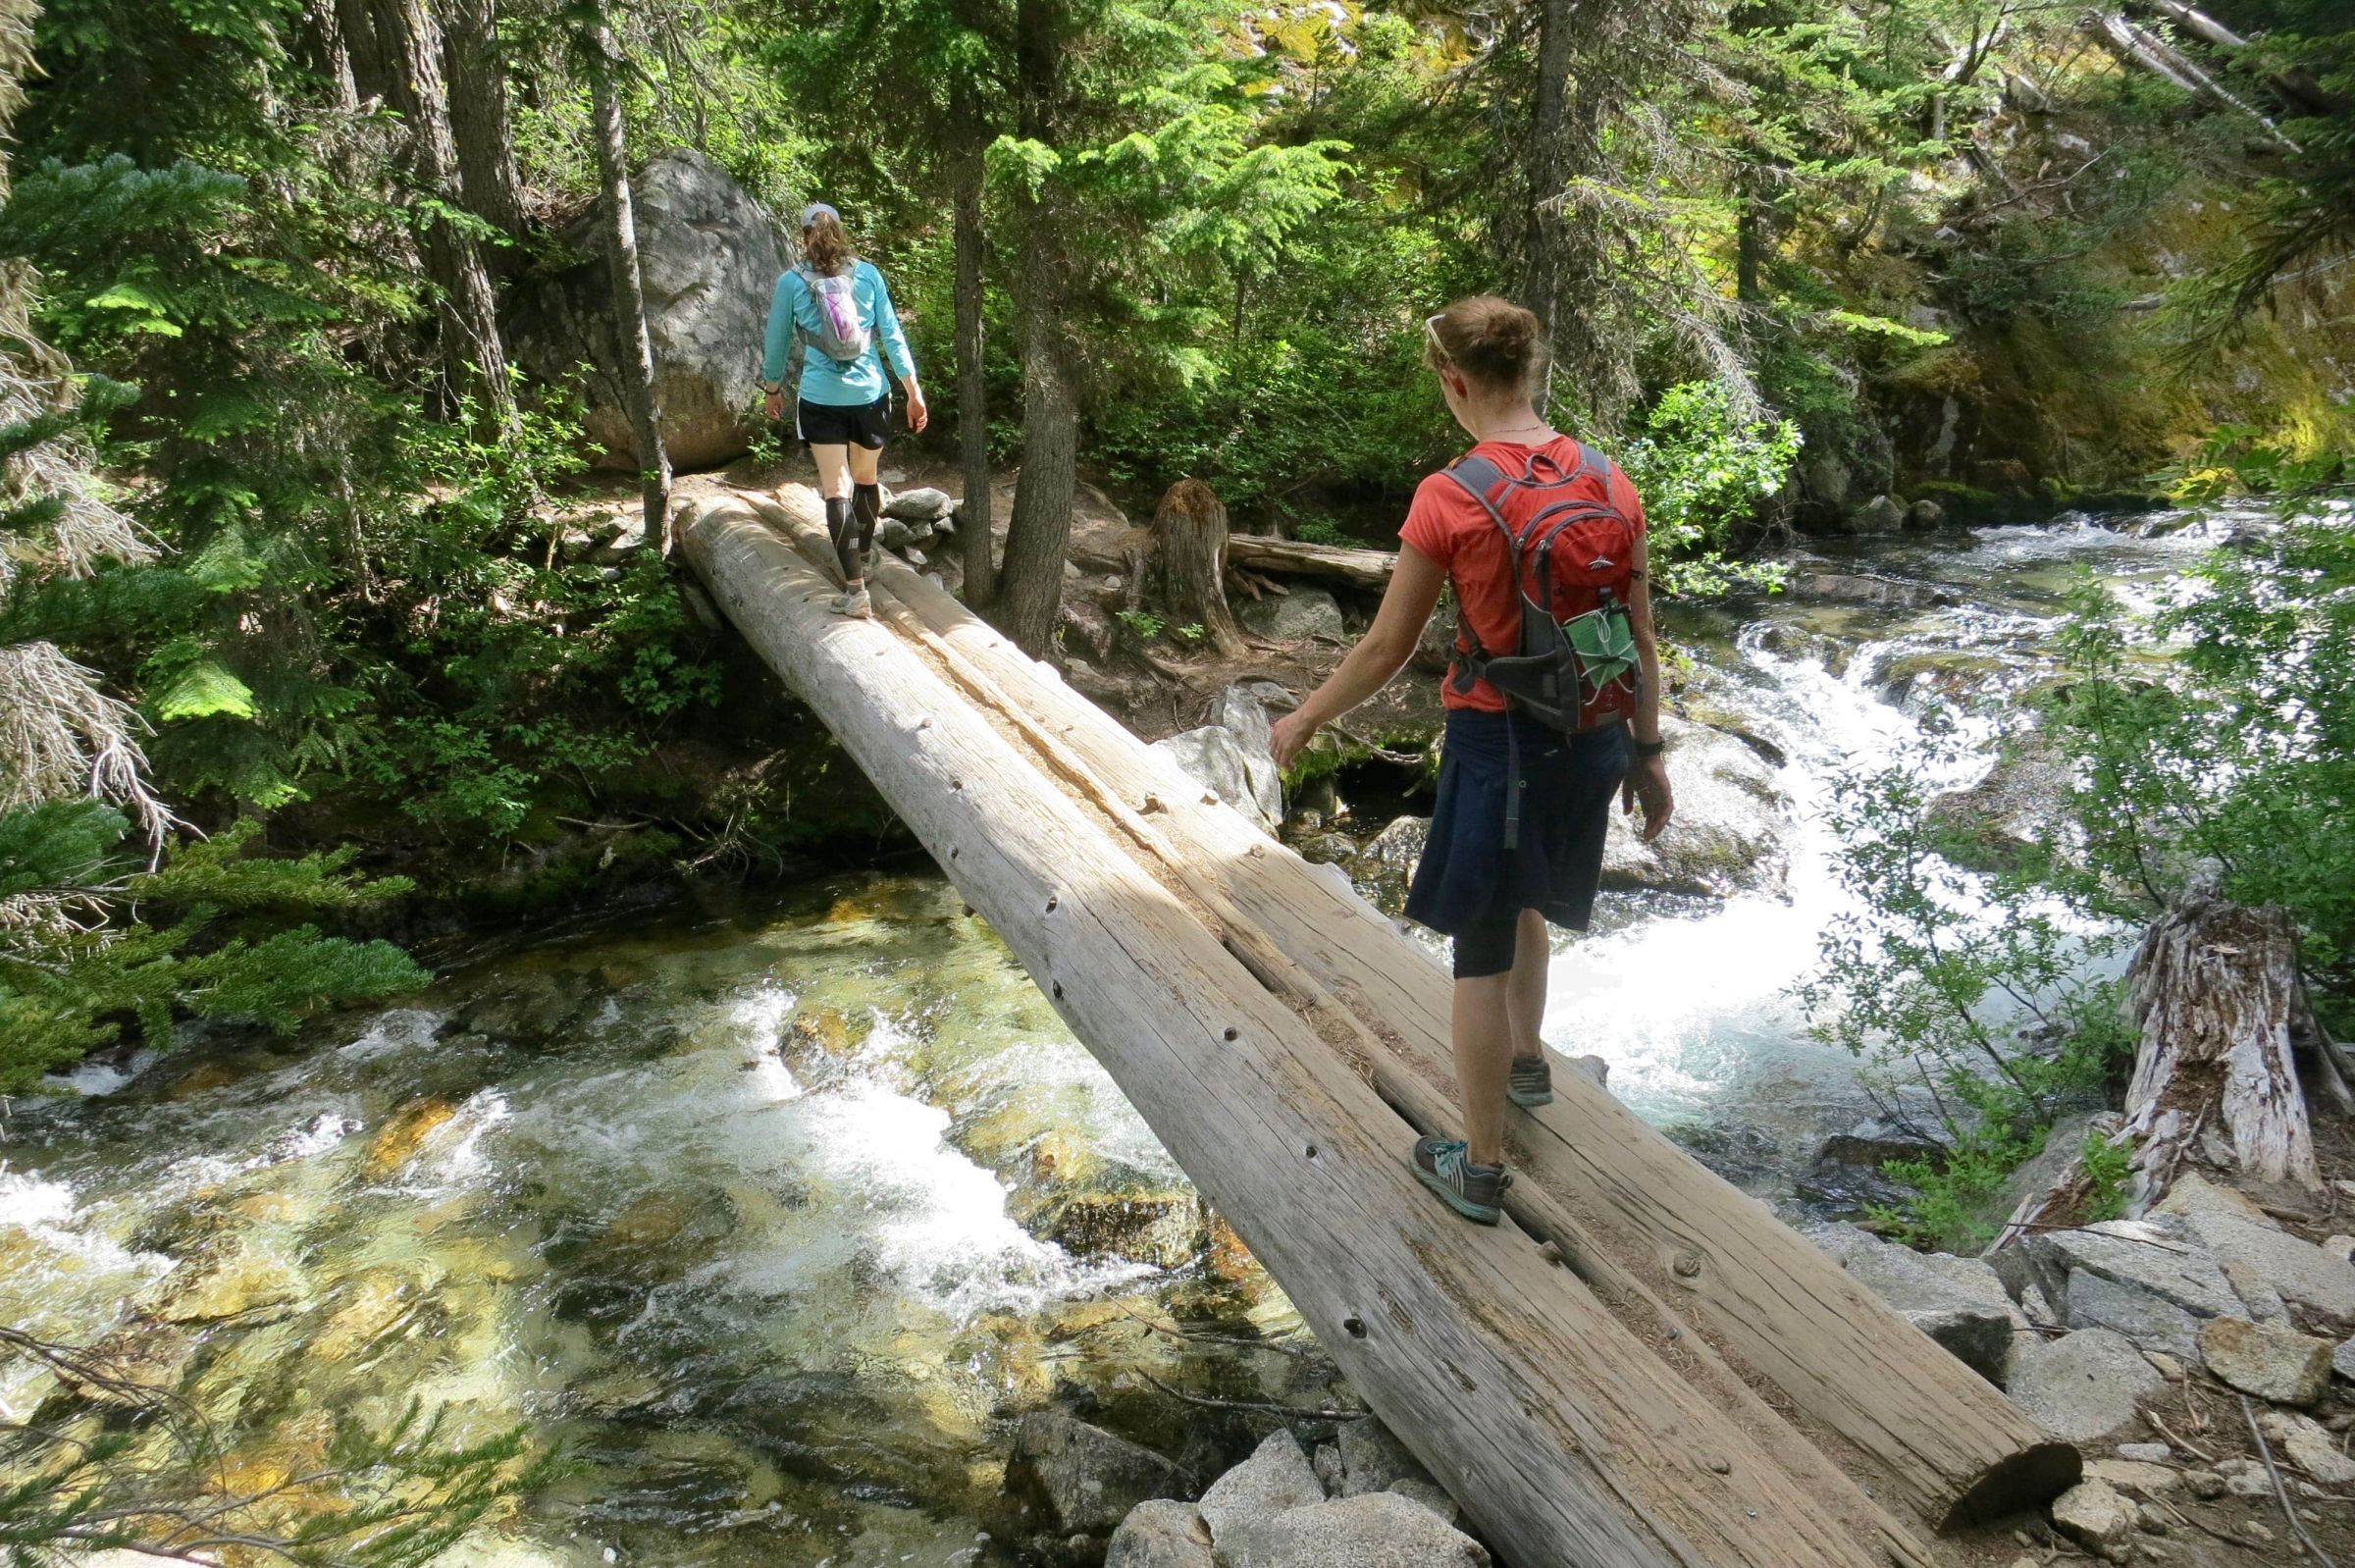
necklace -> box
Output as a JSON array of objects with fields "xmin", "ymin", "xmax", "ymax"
[{"xmin": 1482, "ymin": 421, "xmax": 1556, "ymax": 443}]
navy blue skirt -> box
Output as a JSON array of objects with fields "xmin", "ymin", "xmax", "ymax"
[{"xmin": 1404, "ymin": 709, "xmax": 1629, "ymax": 938}]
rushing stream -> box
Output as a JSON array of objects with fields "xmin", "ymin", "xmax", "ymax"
[{"xmin": 0, "ymin": 507, "xmax": 2256, "ymax": 1564}]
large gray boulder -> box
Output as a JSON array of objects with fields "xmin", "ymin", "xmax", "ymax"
[
  {"xmin": 1211, "ymin": 1490, "xmax": 1491, "ymax": 1568},
  {"xmin": 2154, "ymin": 1173, "xmax": 2355, "ymax": 1323},
  {"xmin": 2063, "ymin": 1270, "xmax": 2203, "ymax": 1362},
  {"xmin": 2007, "ymin": 1329, "xmax": 2164, "ymax": 1443},
  {"xmin": 1602, "ymin": 715, "xmax": 1792, "ymax": 898},
  {"xmin": 1237, "ymin": 586, "xmax": 1346, "ymax": 644},
  {"xmin": 1006, "ymin": 1412, "xmax": 1190, "ymax": 1537},
  {"xmin": 1152, "ymin": 723, "xmax": 1283, "ymax": 833},
  {"xmin": 1804, "ymin": 1224, "xmax": 2023, "ymax": 1386},
  {"xmin": 2022, "ymin": 1218, "xmax": 2247, "ymax": 1322},
  {"xmin": 509, "ymin": 147, "xmax": 785, "ymax": 471}
]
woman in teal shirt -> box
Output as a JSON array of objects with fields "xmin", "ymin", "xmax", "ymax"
[{"xmin": 760, "ymin": 202, "xmax": 926, "ymax": 618}]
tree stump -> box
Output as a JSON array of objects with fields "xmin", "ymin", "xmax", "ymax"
[
  {"xmin": 2120, "ymin": 868, "xmax": 2323, "ymax": 1199},
  {"xmin": 1151, "ymin": 478, "xmax": 1245, "ymax": 657}
]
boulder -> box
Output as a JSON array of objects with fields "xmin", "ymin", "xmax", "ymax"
[
  {"xmin": 2007, "ymin": 1329, "xmax": 2164, "ymax": 1442},
  {"xmin": 2336, "ymin": 1335, "xmax": 2355, "ymax": 1383},
  {"xmin": 1210, "ymin": 1490, "xmax": 1491, "ymax": 1568},
  {"xmin": 146, "ymin": 1233, "xmax": 307, "ymax": 1325},
  {"xmin": 2082, "ymin": 1458, "xmax": 2177, "ymax": 1495},
  {"xmin": 508, "ymin": 147, "xmax": 785, "ymax": 471},
  {"xmin": 1043, "ymin": 1191, "xmax": 1206, "ymax": 1270},
  {"xmin": 1601, "ymin": 715, "xmax": 1792, "ymax": 899},
  {"xmin": 1236, "ymin": 586, "xmax": 1346, "ymax": 645},
  {"xmin": 1152, "ymin": 724, "xmax": 1283, "ymax": 832},
  {"xmin": 1207, "ymin": 686, "xmax": 1287, "ymax": 831},
  {"xmin": 1107, "ymin": 1500, "xmax": 1216, "ymax": 1568},
  {"xmin": 884, "ymin": 487, "xmax": 955, "ymax": 522},
  {"xmin": 1804, "ymin": 1224, "xmax": 2022, "ymax": 1386},
  {"xmin": 1850, "ymin": 495, "xmax": 1908, "ymax": 534},
  {"xmin": 1198, "ymin": 1432, "xmax": 1325, "ymax": 1543},
  {"xmin": 2064, "ymin": 1269, "xmax": 2204, "ymax": 1362},
  {"xmin": 1788, "ymin": 569, "xmax": 1954, "ymax": 611},
  {"xmin": 2260, "ymin": 1410, "xmax": 2355, "ymax": 1486},
  {"xmin": 1007, "ymin": 1412, "xmax": 1190, "ymax": 1537},
  {"xmin": 2198, "ymin": 1317, "xmax": 2331, "ymax": 1406},
  {"xmin": 2155, "ymin": 1173, "xmax": 2355, "ymax": 1323},
  {"xmin": 2023, "ymin": 1218, "xmax": 2247, "ymax": 1322},
  {"xmin": 1905, "ymin": 498, "xmax": 1947, "ymax": 529},
  {"xmin": 1336, "ymin": 1418, "xmax": 1438, "ymax": 1498},
  {"xmin": 2051, "ymin": 1479, "xmax": 2136, "ymax": 1563}
]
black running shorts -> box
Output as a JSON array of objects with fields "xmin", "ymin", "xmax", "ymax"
[{"xmin": 798, "ymin": 395, "xmax": 891, "ymax": 449}]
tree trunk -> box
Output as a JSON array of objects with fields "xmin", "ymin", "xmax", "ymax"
[
  {"xmin": 443, "ymin": 0, "xmax": 531, "ymax": 248},
  {"xmin": 708, "ymin": 484, "xmax": 2084, "ymax": 1535},
  {"xmin": 2085, "ymin": 13, "xmax": 2300, "ymax": 152},
  {"xmin": 381, "ymin": 0, "xmax": 516, "ymax": 433},
  {"xmin": 1522, "ymin": 0, "xmax": 1574, "ymax": 405},
  {"xmin": 950, "ymin": 103, "xmax": 996, "ymax": 608},
  {"xmin": 2120, "ymin": 871, "xmax": 2323, "ymax": 1197},
  {"xmin": 1150, "ymin": 479, "xmax": 1244, "ymax": 657},
  {"xmin": 586, "ymin": 21, "xmax": 670, "ymax": 549},
  {"xmin": 340, "ymin": 0, "xmax": 392, "ymax": 103},
  {"xmin": 996, "ymin": 0, "xmax": 1076, "ymax": 656},
  {"xmin": 302, "ymin": 0, "xmax": 360, "ymax": 112}
]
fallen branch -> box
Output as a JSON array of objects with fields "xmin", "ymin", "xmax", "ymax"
[{"xmin": 2245, "ymin": 1394, "xmax": 2341, "ymax": 1567}]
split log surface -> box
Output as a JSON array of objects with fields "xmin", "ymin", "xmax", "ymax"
[
  {"xmin": 685, "ymin": 492, "xmax": 1932, "ymax": 1568},
  {"xmin": 733, "ymin": 483, "xmax": 2077, "ymax": 1533},
  {"xmin": 1224, "ymin": 532, "xmax": 1397, "ymax": 593},
  {"xmin": 2122, "ymin": 873, "xmax": 2323, "ymax": 1196}
]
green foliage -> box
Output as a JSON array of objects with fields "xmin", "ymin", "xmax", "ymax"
[
  {"xmin": 2161, "ymin": 414, "xmax": 2355, "ymax": 500},
  {"xmin": 0, "ymin": 809, "xmax": 426, "ymax": 1091},
  {"xmin": 2079, "ymin": 1125, "xmax": 2133, "ymax": 1226},
  {"xmin": 2044, "ymin": 509, "xmax": 2355, "ymax": 1020},
  {"xmin": 1114, "ymin": 607, "xmax": 1166, "ymax": 642},
  {"xmin": 1617, "ymin": 383, "xmax": 1800, "ymax": 596}
]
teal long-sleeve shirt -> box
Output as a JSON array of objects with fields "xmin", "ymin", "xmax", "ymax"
[{"xmin": 760, "ymin": 260, "xmax": 916, "ymax": 406}]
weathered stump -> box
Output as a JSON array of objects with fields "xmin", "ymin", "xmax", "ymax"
[{"xmin": 1149, "ymin": 479, "xmax": 1246, "ymax": 657}]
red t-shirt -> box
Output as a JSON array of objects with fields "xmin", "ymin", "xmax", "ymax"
[{"xmin": 1399, "ymin": 436, "xmax": 1647, "ymax": 712}]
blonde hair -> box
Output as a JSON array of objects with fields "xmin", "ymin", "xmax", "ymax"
[
  {"xmin": 1423, "ymin": 294, "xmax": 1550, "ymax": 393},
  {"xmin": 803, "ymin": 210, "xmax": 854, "ymax": 276}
]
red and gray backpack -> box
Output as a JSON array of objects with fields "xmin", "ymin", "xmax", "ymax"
[{"xmin": 1440, "ymin": 442, "xmax": 1644, "ymax": 735}]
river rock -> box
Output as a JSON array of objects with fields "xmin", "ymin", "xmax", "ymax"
[
  {"xmin": 2199, "ymin": 1316, "xmax": 2331, "ymax": 1405},
  {"xmin": 362, "ymin": 1096, "xmax": 460, "ymax": 1178},
  {"xmin": 1849, "ymin": 495, "xmax": 1908, "ymax": 534},
  {"xmin": 1804, "ymin": 1224, "xmax": 2021, "ymax": 1386},
  {"xmin": 2023, "ymin": 1218, "xmax": 2247, "ymax": 1322},
  {"xmin": 1926, "ymin": 738, "xmax": 2071, "ymax": 870},
  {"xmin": 1152, "ymin": 723, "xmax": 1282, "ymax": 832},
  {"xmin": 1906, "ymin": 498, "xmax": 1947, "ymax": 529},
  {"xmin": 2051, "ymin": 1478, "xmax": 2136, "ymax": 1562},
  {"xmin": 509, "ymin": 148, "xmax": 785, "ymax": 471},
  {"xmin": 1107, "ymin": 1500, "xmax": 1216, "ymax": 1568},
  {"xmin": 1601, "ymin": 715, "xmax": 1791, "ymax": 898},
  {"xmin": 1198, "ymin": 1431, "xmax": 1325, "ymax": 1542},
  {"xmin": 2064, "ymin": 1269, "xmax": 2204, "ymax": 1362},
  {"xmin": 1044, "ymin": 1191, "xmax": 1206, "ymax": 1269},
  {"xmin": 2007, "ymin": 1329, "xmax": 2164, "ymax": 1442},
  {"xmin": 1210, "ymin": 1490, "xmax": 1491, "ymax": 1568},
  {"xmin": 147, "ymin": 1232, "xmax": 307, "ymax": 1325},
  {"xmin": 58, "ymin": 1319, "xmax": 197, "ymax": 1406},
  {"xmin": 1336, "ymin": 1417, "xmax": 1438, "ymax": 1498},
  {"xmin": 1237, "ymin": 586, "xmax": 1346, "ymax": 644},
  {"xmin": 1788, "ymin": 568, "xmax": 1953, "ymax": 610},
  {"xmin": 1346, "ymin": 815, "xmax": 1429, "ymax": 916},
  {"xmin": 884, "ymin": 487, "xmax": 955, "ymax": 522},
  {"xmin": 2155, "ymin": 1173, "xmax": 2355, "ymax": 1323}
]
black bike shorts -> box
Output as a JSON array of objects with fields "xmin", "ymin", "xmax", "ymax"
[{"xmin": 797, "ymin": 395, "xmax": 891, "ymax": 449}]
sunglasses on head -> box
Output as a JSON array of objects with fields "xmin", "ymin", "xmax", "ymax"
[{"xmin": 1424, "ymin": 312, "xmax": 1449, "ymax": 359}]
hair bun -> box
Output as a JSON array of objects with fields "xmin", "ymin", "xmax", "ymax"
[{"xmin": 1425, "ymin": 294, "xmax": 1550, "ymax": 392}]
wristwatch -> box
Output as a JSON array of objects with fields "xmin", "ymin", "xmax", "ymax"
[{"xmin": 1634, "ymin": 737, "xmax": 1666, "ymax": 758}]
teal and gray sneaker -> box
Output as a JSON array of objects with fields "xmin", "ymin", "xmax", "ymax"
[
  {"xmin": 1506, "ymin": 1054, "xmax": 1554, "ymax": 1108},
  {"xmin": 1411, "ymin": 1136, "xmax": 1505, "ymax": 1226}
]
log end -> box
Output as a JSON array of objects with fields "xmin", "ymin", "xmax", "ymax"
[{"xmin": 1937, "ymin": 1438, "xmax": 2081, "ymax": 1532}]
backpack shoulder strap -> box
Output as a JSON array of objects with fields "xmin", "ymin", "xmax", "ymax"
[{"xmin": 1442, "ymin": 451, "xmax": 1509, "ymax": 502}]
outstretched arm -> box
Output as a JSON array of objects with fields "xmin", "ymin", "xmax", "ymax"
[{"xmin": 1271, "ymin": 543, "xmax": 1447, "ymax": 768}]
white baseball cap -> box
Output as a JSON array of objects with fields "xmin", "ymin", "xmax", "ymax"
[{"xmin": 801, "ymin": 201, "xmax": 840, "ymax": 228}]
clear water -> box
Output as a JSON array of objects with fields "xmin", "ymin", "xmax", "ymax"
[{"xmin": 0, "ymin": 508, "xmax": 2238, "ymax": 1563}]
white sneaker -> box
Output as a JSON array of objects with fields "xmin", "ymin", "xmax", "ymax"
[{"xmin": 829, "ymin": 586, "xmax": 872, "ymax": 619}]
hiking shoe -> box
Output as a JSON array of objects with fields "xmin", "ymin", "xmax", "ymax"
[
  {"xmin": 829, "ymin": 586, "xmax": 872, "ymax": 619},
  {"xmin": 1506, "ymin": 1055, "xmax": 1554, "ymax": 1108},
  {"xmin": 1411, "ymin": 1136, "xmax": 1504, "ymax": 1225}
]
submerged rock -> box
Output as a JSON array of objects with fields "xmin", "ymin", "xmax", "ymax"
[
  {"xmin": 1043, "ymin": 1191, "xmax": 1207, "ymax": 1270},
  {"xmin": 1007, "ymin": 1412, "xmax": 1191, "ymax": 1538},
  {"xmin": 145, "ymin": 1232, "xmax": 308, "ymax": 1326},
  {"xmin": 1346, "ymin": 815, "xmax": 1429, "ymax": 916}
]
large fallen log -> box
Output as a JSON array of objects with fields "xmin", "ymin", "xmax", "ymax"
[
  {"xmin": 738, "ymin": 484, "xmax": 2078, "ymax": 1531},
  {"xmin": 2122, "ymin": 869, "xmax": 2324, "ymax": 1197},
  {"xmin": 1224, "ymin": 532, "xmax": 1397, "ymax": 593},
  {"xmin": 686, "ymin": 494, "xmax": 1931, "ymax": 1568}
]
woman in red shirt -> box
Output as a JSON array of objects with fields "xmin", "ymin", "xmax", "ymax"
[{"xmin": 1270, "ymin": 294, "xmax": 1673, "ymax": 1225}]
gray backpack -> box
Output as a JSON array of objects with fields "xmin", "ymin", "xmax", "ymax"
[{"xmin": 798, "ymin": 265, "xmax": 872, "ymax": 366}]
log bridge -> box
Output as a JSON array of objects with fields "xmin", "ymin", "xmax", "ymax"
[{"xmin": 682, "ymin": 485, "xmax": 2079, "ymax": 1568}]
